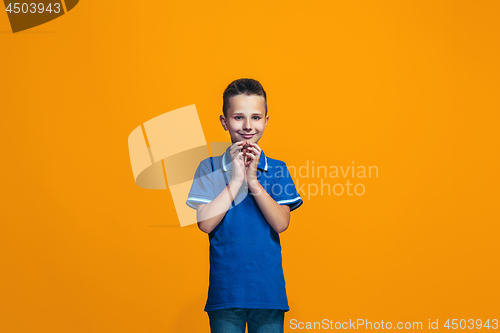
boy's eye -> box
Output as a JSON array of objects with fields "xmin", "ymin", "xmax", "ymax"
[{"xmin": 234, "ymin": 116, "xmax": 261, "ymax": 120}]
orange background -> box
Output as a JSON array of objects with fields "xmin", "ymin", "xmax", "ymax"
[{"xmin": 1, "ymin": 1, "xmax": 499, "ymax": 332}]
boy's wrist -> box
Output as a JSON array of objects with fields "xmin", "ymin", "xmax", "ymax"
[
  {"xmin": 230, "ymin": 178, "xmax": 244, "ymax": 187},
  {"xmin": 247, "ymin": 179, "xmax": 262, "ymax": 193}
]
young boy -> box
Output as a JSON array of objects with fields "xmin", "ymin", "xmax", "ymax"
[{"xmin": 186, "ymin": 78, "xmax": 303, "ymax": 333}]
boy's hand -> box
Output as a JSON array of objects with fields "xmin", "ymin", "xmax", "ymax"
[
  {"xmin": 243, "ymin": 141, "xmax": 261, "ymax": 188},
  {"xmin": 229, "ymin": 141, "xmax": 246, "ymax": 183}
]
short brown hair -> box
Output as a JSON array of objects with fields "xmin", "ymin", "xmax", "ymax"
[{"xmin": 222, "ymin": 78, "xmax": 267, "ymax": 118}]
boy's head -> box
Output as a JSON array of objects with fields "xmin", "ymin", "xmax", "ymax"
[{"xmin": 220, "ymin": 78, "xmax": 269, "ymax": 144}]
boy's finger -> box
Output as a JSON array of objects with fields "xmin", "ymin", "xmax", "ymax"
[
  {"xmin": 231, "ymin": 141, "xmax": 245, "ymax": 150},
  {"xmin": 230, "ymin": 147, "xmax": 240, "ymax": 156},
  {"xmin": 246, "ymin": 148, "xmax": 260, "ymax": 160},
  {"xmin": 244, "ymin": 151, "xmax": 257, "ymax": 161},
  {"xmin": 238, "ymin": 142, "xmax": 248, "ymax": 152},
  {"xmin": 246, "ymin": 146, "xmax": 260, "ymax": 155},
  {"xmin": 248, "ymin": 142, "xmax": 261, "ymax": 153},
  {"xmin": 232, "ymin": 141, "xmax": 245, "ymax": 149},
  {"xmin": 230, "ymin": 142, "xmax": 246, "ymax": 156},
  {"xmin": 245, "ymin": 147, "xmax": 256, "ymax": 154},
  {"xmin": 249, "ymin": 141, "xmax": 260, "ymax": 148}
]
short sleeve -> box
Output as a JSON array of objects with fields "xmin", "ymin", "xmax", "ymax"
[
  {"xmin": 186, "ymin": 160, "xmax": 215, "ymax": 209},
  {"xmin": 270, "ymin": 162, "xmax": 303, "ymax": 212}
]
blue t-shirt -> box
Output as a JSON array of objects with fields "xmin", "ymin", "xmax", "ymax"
[{"xmin": 186, "ymin": 146, "xmax": 303, "ymax": 312}]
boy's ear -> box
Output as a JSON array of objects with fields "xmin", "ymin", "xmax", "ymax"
[
  {"xmin": 220, "ymin": 115, "xmax": 228, "ymax": 131},
  {"xmin": 264, "ymin": 115, "xmax": 269, "ymax": 127}
]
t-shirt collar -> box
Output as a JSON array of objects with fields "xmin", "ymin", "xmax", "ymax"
[{"xmin": 221, "ymin": 145, "xmax": 268, "ymax": 172}]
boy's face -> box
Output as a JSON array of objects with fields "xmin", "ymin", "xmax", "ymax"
[{"xmin": 220, "ymin": 94, "xmax": 269, "ymax": 144}]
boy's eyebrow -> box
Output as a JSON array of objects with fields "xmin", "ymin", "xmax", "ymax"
[{"xmin": 232, "ymin": 112, "xmax": 264, "ymax": 116}]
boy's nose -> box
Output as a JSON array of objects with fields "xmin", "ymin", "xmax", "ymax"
[{"xmin": 243, "ymin": 119, "xmax": 252, "ymax": 129}]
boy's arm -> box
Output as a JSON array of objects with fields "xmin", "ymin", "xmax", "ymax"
[
  {"xmin": 248, "ymin": 181, "xmax": 291, "ymax": 233},
  {"xmin": 196, "ymin": 178, "xmax": 243, "ymax": 234}
]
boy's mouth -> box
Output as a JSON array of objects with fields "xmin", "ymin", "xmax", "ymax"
[{"xmin": 239, "ymin": 133, "xmax": 255, "ymax": 139}]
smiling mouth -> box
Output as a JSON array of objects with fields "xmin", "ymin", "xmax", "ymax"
[{"xmin": 239, "ymin": 133, "xmax": 255, "ymax": 137}]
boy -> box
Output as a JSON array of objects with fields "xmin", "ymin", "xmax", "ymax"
[{"xmin": 186, "ymin": 78, "xmax": 303, "ymax": 333}]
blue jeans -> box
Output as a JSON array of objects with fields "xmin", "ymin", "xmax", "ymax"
[{"xmin": 207, "ymin": 308, "xmax": 285, "ymax": 333}]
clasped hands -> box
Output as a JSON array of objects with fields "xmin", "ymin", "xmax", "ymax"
[{"xmin": 229, "ymin": 140, "xmax": 262, "ymax": 189}]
